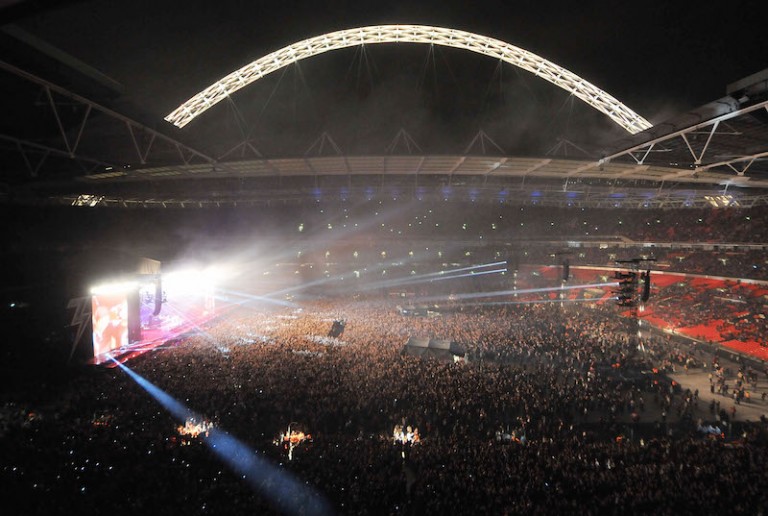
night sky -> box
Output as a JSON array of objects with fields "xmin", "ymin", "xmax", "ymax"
[{"xmin": 3, "ymin": 0, "xmax": 767, "ymax": 156}]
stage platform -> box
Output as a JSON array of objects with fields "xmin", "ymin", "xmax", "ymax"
[{"xmin": 91, "ymin": 303, "xmax": 228, "ymax": 367}]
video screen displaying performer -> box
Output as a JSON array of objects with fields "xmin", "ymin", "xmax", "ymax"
[{"xmin": 91, "ymin": 294, "xmax": 129, "ymax": 356}]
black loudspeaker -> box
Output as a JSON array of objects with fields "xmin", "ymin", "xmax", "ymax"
[
  {"xmin": 562, "ymin": 260, "xmax": 570, "ymax": 281},
  {"xmin": 153, "ymin": 276, "xmax": 163, "ymax": 316},
  {"xmin": 641, "ymin": 270, "xmax": 651, "ymax": 302}
]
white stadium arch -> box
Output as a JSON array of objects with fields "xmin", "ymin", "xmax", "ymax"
[{"xmin": 165, "ymin": 25, "xmax": 652, "ymax": 134}]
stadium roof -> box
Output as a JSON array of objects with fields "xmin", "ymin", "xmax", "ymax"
[
  {"xmin": 1, "ymin": 4, "xmax": 767, "ymax": 208},
  {"xmin": 3, "ymin": 70, "xmax": 766, "ymax": 209}
]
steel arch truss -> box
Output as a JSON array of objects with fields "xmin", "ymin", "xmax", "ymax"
[{"xmin": 165, "ymin": 25, "xmax": 652, "ymax": 134}]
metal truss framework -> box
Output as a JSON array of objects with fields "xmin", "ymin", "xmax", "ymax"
[
  {"xmin": 165, "ymin": 25, "xmax": 652, "ymax": 134},
  {"xmin": 77, "ymin": 154, "xmax": 768, "ymax": 189},
  {"xmin": 25, "ymin": 149, "xmax": 767, "ymax": 207},
  {"xmin": 0, "ymin": 60, "xmax": 218, "ymax": 178},
  {"xmin": 52, "ymin": 193, "xmax": 768, "ymax": 210},
  {"xmin": 602, "ymin": 97, "xmax": 768, "ymax": 185}
]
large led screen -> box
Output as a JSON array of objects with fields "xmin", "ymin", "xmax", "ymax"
[{"xmin": 92, "ymin": 294, "xmax": 129, "ymax": 357}]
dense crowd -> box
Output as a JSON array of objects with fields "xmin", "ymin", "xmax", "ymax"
[
  {"xmin": 4, "ymin": 203, "xmax": 768, "ymax": 255},
  {"xmin": 2, "ymin": 200, "xmax": 767, "ymax": 514},
  {"xmin": 2, "ymin": 298, "xmax": 768, "ymax": 515}
]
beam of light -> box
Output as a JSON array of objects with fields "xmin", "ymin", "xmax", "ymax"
[
  {"xmin": 223, "ymin": 199, "xmax": 414, "ymax": 280},
  {"xmin": 218, "ymin": 288, "xmax": 298, "ymax": 308},
  {"xmin": 261, "ymin": 258, "xmax": 506, "ymax": 300},
  {"xmin": 263, "ymin": 271, "xmax": 352, "ymax": 298},
  {"xmin": 369, "ymin": 266, "xmax": 507, "ymax": 291},
  {"xmin": 165, "ymin": 25, "xmax": 651, "ymax": 134},
  {"xmin": 191, "ymin": 200, "xmax": 402, "ymax": 280},
  {"xmin": 356, "ymin": 261, "xmax": 508, "ymax": 291},
  {"xmin": 162, "ymin": 267, "xmax": 221, "ymax": 295},
  {"xmin": 422, "ymin": 267, "xmax": 507, "ymax": 283},
  {"xmin": 109, "ymin": 357, "xmax": 333, "ymax": 516},
  {"xmin": 414, "ymin": 281, "xmax": 618, "ymax": 304},
  {"xmin": 456, "ymin": 296, "xmax": 611, "ymax": 308},
  {"xmin": 221, "ymin": 204, "xmax": 488, "ymax": 299},
  {"xmin": 158, "ymin": 301, "xmax": 237, "ymax": 355},
  {"xmin": 239, "ymin": 265, "xmax": 371, "ymax": 300},
  {"xmin": 381, "ymin": 260, "xmax": 506, "ymax": 284},
  {"xmin": 239, "ymin": 204, "xmax": 423, "ymax": 299},
  {"xmin": 409, "ymin": 260, "xmax": 507, "ymax": 279}
]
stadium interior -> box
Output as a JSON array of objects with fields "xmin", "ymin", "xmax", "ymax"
[{"xmin": 1, "ymin": 4, "xmax": 768, "ymax": 515}]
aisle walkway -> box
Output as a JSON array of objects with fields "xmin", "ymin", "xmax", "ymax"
[{"xmin": 670, "ymin": 366, "xmax": 768, "ymax": 423}]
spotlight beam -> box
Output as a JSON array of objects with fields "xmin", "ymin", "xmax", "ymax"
[
  {"xmin": 414, "ymin": 281, "xmax": 618, "ymax": 303},
  {"xmin": 158, "ymin": 301, "xmax": 233, "ymax": 354},
  {"xmin": 423, "ymin": 267, "xmax": 507, "ymax": 283},
  {"xmin": 110, "ymin": 358, "xmax": 332, "ymax": 516},
  {"xmin": 262, "ymin": 259, "xmax": 505, "ymax": 299},
  {"xmin": 356, "ymin": 261, "xmax": 508, "ymax": 291},
  {"xmin": 458, "ymin": 296, "xmax": 608, "ymax": 308},
  {"xmin": 218, "ymin": 289, "xmax": 298, "ymax": 308}
]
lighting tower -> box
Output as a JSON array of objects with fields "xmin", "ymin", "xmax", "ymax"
[{"xmin": 614, "ymin": 258, "xmax": 656, "ymax": 341}]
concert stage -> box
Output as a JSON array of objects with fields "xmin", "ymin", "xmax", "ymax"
[
  {"xmin": 91, "ymin": 302, "xmax": 224, "ymax": 367},
  {"xmin": 88, "ymin": 266, "xmax": 228, "ymax": 367}
]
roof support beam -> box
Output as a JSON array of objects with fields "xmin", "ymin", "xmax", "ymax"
[
  {"xmin": 681, "ymin": 120, "xmax": 719, "ymax": 165},
  {"xmin": 0, "ymin": 59, "xmax": 218, "ymax": 169},
  {"xmin": 1, "ymin": 132, "xmax": 116, "ymax": 177},
  {"xmin": 602, "ymin": 97, "xmax": 768, "ymax": 164},
  {"xmin": 698, "ymin": 150, "xmax": 768, "ymax": 176}
]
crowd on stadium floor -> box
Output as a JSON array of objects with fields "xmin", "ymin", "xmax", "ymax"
[{"xmin": 2, "ymin": 298, "xmax": 767, "ymax": 515}]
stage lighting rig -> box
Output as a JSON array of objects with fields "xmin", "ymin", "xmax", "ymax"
[
  {"xmin": 641, "ymin": 270, "xmax": 652, "ymax": 303},
  {"xmin": 614, "ymin": 258, "xmax": 656, "ymax": 312},
  {"xmin": 613, "ymin": 258, "xmax": 656, "ymax": 344},
  {"xmin": 613, "ymin": 271, "xmax": 637, "ymax": 307}
]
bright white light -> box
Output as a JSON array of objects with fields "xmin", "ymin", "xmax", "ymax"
[
  {"xmin": 163, "ymin": 269, "xmax": 214, "ymax": 294},
  {"xmin": 165, "ymin": 25, "xmax": 651, "ymax": 134},
  {"xmin": 704, "ymin": 194, "xmax": 738, "ymax": 207},
  {"xmin": 90, "ymin": 281, "xmax": 138, "ymax": 295},
  {"xmin": 162, "ymin": 264, "xmax": 234, "ymax": 295},
  {"xmin": 201, "ymin": 265, "xmax": 230, "ymax": 283},
  {"xmin": 72, "ymin": 194, "xmax": 105, "ymax": 207}
]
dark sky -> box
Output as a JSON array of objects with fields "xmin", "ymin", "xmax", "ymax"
[{"xmin": 3, "ymin": 0, "xmax": 767, "ymax": 155}]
